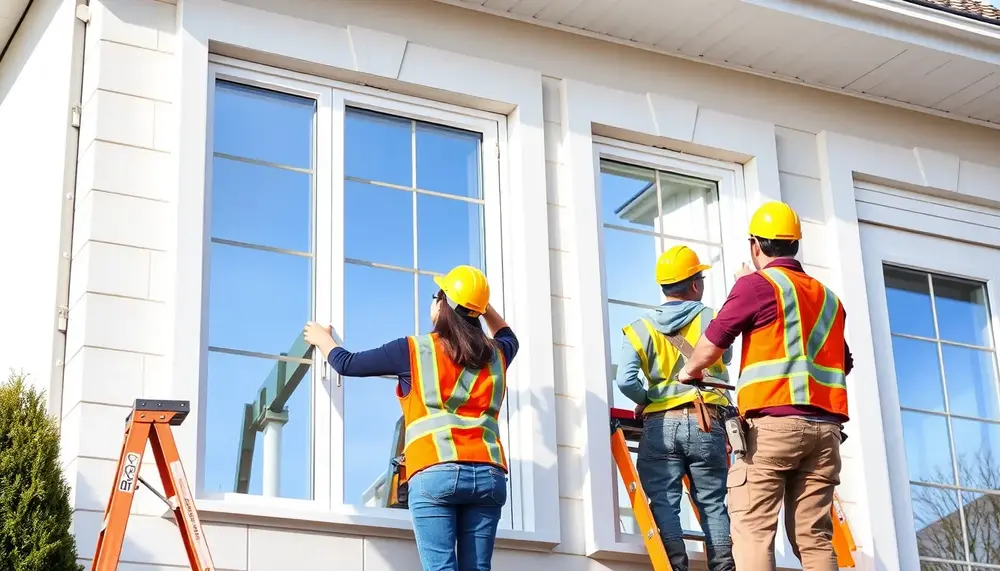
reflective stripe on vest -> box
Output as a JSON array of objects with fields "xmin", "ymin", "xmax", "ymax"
[
  {"xmin": 405, "ymin": 335, "xmax": 506, "ymax": 465},
  {"xmin": 622, "ymin": 307, "xmax": 730, "ymax": 411},
  {"xmin": 737, "ymin": 268, "xmax": 847, "ymax": 405}
]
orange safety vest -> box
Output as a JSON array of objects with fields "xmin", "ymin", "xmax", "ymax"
[
  {"xmin": 399, "ymin": 333, "xmax": 508, "ymax": 480},
  {"xmin": 737, "ymin": 267, "xmax": 849, "ymax": 418}
]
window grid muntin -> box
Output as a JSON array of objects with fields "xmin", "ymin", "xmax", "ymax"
[
  {"xmin": 206, "ymin": 77, "xmax": 320, "ymax": 499},
  {"xmin": 598, "ymin": 157, "xmax": 724, "ymax": 537},
  {"xmin": 885, "ymin": 264, "xmax": 1000, "ymax": 567}
]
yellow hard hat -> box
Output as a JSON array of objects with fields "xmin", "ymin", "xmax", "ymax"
[
  {"xmin": 434, "ymin": 265, "xmax": 490, "ymax": 317},
  {"xmin": 656, "ymin": 245, "xmax": 711, "ymax": 285},
  {"xmin": 748, "ymin": 201, "xmax": 802, "ymax": 240}
]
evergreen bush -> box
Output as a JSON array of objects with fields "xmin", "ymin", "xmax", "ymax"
[{"xmin": 0, "ymin": 372, "xmax": 84, "ymax": 571}]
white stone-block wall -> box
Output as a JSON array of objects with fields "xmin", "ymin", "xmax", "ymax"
[
  {"xmin": 54, "ymin": 0, "xmax": 1000, "ymax": 569},
  {"xmin": 0, "ymin": 0, "xmax": 80, "ymax": 411}
]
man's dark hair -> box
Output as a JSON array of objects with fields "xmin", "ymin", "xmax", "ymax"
[
  {"xmin": 755, "ymin": 237, "xmax": 799, "ymax": 258},
  {"xmin": 660, "ymin": 272, "xmax": 703, "ymax": 299}
]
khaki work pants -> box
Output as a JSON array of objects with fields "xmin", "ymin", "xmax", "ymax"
[{"xmin": 726, "ymin": 416, "xmax": 842, "ymax": 571}]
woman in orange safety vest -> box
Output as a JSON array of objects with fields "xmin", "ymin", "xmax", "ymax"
[{"xmin": 303, "ymin": 265, "xmax": 518, "ymax": 571}]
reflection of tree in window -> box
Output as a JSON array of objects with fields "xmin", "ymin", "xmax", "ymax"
[
  {"xmin": 205, "ymin": 80, "xmax": 317, "ymax": 500},
  {"xmin": 883, "ymin": 265, "xmax": 1000, "ymax": 567},
  {"xmin": 598, "ymin": 159, "xmax": 725, "ymax": 538},
  {"xmin": 340, "ymin": 107, "xmax": 513, "ymax": 527}
]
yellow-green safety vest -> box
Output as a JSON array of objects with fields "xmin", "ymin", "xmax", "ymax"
[{"xmin": 622, "ymin": 306, "xmax": 732, "ymax": 414}]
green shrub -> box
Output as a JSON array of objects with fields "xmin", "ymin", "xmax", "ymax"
[{"xmin": 0, "ymin": 372, "xmax": 84, "ymax": 571}]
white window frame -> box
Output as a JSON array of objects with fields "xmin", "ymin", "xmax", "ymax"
[
  {"xmin": 170, "ymin": 0, "xmax": 558, "ymax": 546},
  {"xmin": 860, "ymin": 222, "xmax": 1000, "ymax": 571},
  {"xmin": 196, "ymin": 57, "xmax": 528, "ymax": 528},
  {"xmin": 590, "ymin": 137, "xmax": 749, "ymax": 552}
]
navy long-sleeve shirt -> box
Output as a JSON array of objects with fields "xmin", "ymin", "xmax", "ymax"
[{"xmin": 327, "ymin": 327, "xmax": 519, "ymax": 397}]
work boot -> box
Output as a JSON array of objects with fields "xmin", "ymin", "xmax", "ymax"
[
  {"xmin": 706, "ymin": 543, "xmax": 736, "ymax": 571},
  {"xmin": 664, "ymin": 539, "xmax": 689, "ymax": 571}
]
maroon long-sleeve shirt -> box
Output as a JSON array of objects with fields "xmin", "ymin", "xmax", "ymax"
[{"xmin": 704, "ymin": 258, "xmax": 852, "ymax": 422}]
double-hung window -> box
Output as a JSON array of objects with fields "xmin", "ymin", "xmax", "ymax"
[
  {"xmin": 200, "ymin": 62, "xmax": 518, "ymax": 529},
  {"xmin": 594, "ymin": 138, "xmax": 745, "ymax": 543}
]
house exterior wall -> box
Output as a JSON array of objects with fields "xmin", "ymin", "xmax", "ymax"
[
  {"xmin": 55, "ymin": 0, "xmax": 1000, "ymax": 570},
  {"xmin": 0, "ymin": 0, "xmax": 81, "ymax": 412}
]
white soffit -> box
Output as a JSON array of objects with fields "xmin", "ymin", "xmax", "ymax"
[{"xmin": 438, "ymin": 0, "xmax": 1000, "ymax": 128}]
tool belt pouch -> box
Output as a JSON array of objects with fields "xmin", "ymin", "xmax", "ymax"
[
  {"xmin": 725, "ymin": 416, "xmax": 748, "ymax": 456},
  {"xmin": 388, "ymin": 455, "xmax": 408, "ymax": 509},
  {"xmin": 666, "ymin": 332, "xmax": 714, "ymax": 433}
]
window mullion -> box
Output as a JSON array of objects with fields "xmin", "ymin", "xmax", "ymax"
[{"xmin": 328, "ymin": 88, "xmax": 347, "ymax": 508}]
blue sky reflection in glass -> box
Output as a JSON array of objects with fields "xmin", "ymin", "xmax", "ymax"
[{"xmin": 203, "ymin": 80, "xmax": 508, "ymax": 517}]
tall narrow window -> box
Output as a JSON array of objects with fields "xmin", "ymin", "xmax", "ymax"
[
  {"xmin": 598, "ymin": 158, "xmax": 726, "ymax": 538},
  {"xmin": 204, "ymin": 81, "xmax": 318, "ymax": 500},
  {"xmin": 883, "ymin": 266, "xmax": 1000, "ymax": 568}
]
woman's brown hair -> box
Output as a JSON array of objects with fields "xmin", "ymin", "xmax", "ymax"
[{"xmin": 433, "ymin": 290, "xmax": 497, "ymax": 370}]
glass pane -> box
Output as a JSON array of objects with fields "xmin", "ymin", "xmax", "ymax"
[
  {"xmin": 345, "ymin": 107, "xmax": 411, "ymax": 187},
  {"xmin": 911, "ymin": 484, "xmax": 966, "ymax": 562},
  {"xmin": 920, "ymin": 563, "xmax": 969, "ymax": 571},
  {"xmin": 902, "ymin": 411, "xmax": 956, "ymax": 485},
  {"xmin": 417, "ymin": 194, "xmax": 484, "ymax": 274},
  {"xmin": 344, "ymin": 180, "xmax": 414, "ymax": 268},
  {"xmin": 344, "ymin": 375, "xmax": 400, "ymax": 505},
  {"xmin": 600, "ymin": 160, "xmax": 656, "ymax": 231},
  {"xmin": 204, "ymin": 351, "xmax": 312, "ymax": 500},
  {"xmin": 656, "ymin": 170, "xmax": 721, "ymax": 244},
  {"xmin": 608, "ymin": 301, "xmax": 650, "ymax": 410},
  {"xmin": 344, "ymin": 264, "xmax": 415, "ymax": 351},
  {"xmin": 210, "ymin": 157, "xmax": 312, "ymax": 252},
  {"xmin": 963, "ymin": 491, "xmax": 1000, "ymax": 565},
  {"xmin": 884, "ymin": 266, "xmax": 936, "ymax": 338},
  {"xmin": 208, "ymin": 243, "xmax": 311, "ymax": 356},
  {"xmin": 942, "ymin": 346, "xmax": 1000, "ymax": 420},
  {"xmin": 934, "ymin": 276, "xmax": 991, "ymax": 347},
  {"xmin": 213, "ymin": 80, "xmax": 314, "ymax": 169},
  {"xmin": 603, "ymin": 227, "xmax": 662, "ymax": 307},
  {"xmin": 892, "ymin": 336, "xmax": 945, "ymax": 412},
  {"xmin": 415, "ymin": 122, "xmax": 482, "ymax": 199},
  {"xmin": 951, "ymin": 419, "xmax": 1000, "ymax": 491}
]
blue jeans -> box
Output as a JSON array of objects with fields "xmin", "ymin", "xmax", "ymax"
[
  {"xmin": 407, "ymin": 462, "xmax": 508, "ymax": 571},
  {"xmin": 636, "ymin": 409, "xmax": 735, "ymax": 571}
]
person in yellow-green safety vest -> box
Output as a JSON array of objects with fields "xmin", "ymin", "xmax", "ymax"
[{"xmin": 615, "ymin": 245, "xmax": 737, "ymax": 571}]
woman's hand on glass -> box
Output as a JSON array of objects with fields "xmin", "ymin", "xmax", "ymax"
[{"xmin": 303, "ymin": 321, "xmax": 338, "ymax": 359}]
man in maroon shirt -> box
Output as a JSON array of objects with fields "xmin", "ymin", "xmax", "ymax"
[{"xmin": 677, "ymin": 201, "xmax": 851, "ymax": 571}]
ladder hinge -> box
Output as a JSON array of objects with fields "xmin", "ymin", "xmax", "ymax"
[
  {"xmin": 57, "ymin": 305, "xmax": 70, "ymax": 333},
  {"xmin": 75, "ymin": 4, "xmax": 91, "ymax": 23},
  {"xmin": 70, "ymin": 104, "xmax": 82, "ymax": 128}
]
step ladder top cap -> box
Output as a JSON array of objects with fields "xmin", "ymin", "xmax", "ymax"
[{"xmin": 133, "ymin": 399, "xmax": 191, "ymax": 413}]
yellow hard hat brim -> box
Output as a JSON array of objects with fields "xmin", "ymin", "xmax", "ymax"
[
  {"xmin": 659, "ymin": 263, "xmax": 712, "ymax": 285},
  {"xmin": 433, "ymin": 275, "xmax": 446, "ymax": 291}
]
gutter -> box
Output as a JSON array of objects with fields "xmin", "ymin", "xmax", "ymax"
[
  {"xmin": 0, "ymin": 0, "xmax": 34, "ymax": 66},
  {"xmin": 49, "ymin": 0, "xmax": 90, "ymax": 422},
  {"xmin": 899, "ymin": 0, "xmax": 1000, "ymax": 27}
]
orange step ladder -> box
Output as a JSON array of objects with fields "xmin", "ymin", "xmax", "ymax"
[
  {"xmin": 90, "ymin": 399, "xmax": 215, "ymax": 571},
  {"xmin": 610, "ymin": 405, "xmax": 857, "ymax": 570}
]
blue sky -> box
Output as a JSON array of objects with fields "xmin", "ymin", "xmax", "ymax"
[{"xmin": 201, "ymin": 80, "xmax": 499, "ymax": 509}]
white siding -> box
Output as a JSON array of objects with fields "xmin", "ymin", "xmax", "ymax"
[
  {"xmin": 56, "ymin": 0, "xmax": 1000, "ymax": 569},
  {"xmin": 0, "ymin": 0, "xmax": 79, "ymax": 410}
]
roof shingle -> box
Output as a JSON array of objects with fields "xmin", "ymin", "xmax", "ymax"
[{"xmin": 915, "ymin": 0, "xmax": 1000, "ymax": 23}]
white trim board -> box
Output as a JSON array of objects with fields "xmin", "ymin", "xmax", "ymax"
[
  {"xmin": 170, "ymin": 0, "xmax": 559, "ymax": 547},
  {"xmin": 818, "ymin": 131, "xmax": 1000, "ymax": 571}
]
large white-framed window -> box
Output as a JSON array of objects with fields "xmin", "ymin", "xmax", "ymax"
[
  {"xmin": 592, "ymin": 137, "xmax": 749, "ymax": 550},
  {"xmin": 862, "ymin": 223, "xmax": 1000, "ymax": 571},
  {"xmin": 198, "ymin": 59, "xmax": 524, "ymax": 531}
]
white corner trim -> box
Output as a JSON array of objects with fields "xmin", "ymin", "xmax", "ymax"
[
  {"xmin": 173, "ymin": 0, "xmax": 559, "ymax": 544},
  {"xmin": 816, "ymin": 130, "xmax": 1000, "ymax": 571},
  {"xmin": 557, "ymin": 77, "xmax": 780, "ymax": 558}
]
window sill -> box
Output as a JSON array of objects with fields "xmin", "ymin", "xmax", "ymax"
[{"xmin": 186, "ymin": 498, "xmax": 560, "ymax": 551}]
